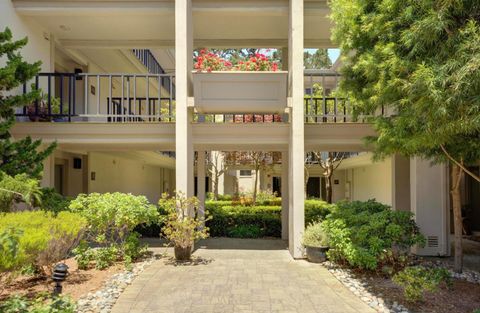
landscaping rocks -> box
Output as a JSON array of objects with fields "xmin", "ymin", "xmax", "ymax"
[
  {"xmin": 323, "ymin": 261, "xmax": 411, "ymax": 313},
  {"xmin": 76, "ymin": 258, "xmax": 154, "ymax": 313}
]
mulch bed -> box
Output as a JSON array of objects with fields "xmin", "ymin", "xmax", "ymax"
[
  {"xmin": 0, "ymin": 257, "xmax": 123, "ymax": 302},
  {"xmin": 364, "ymin": 273, "xmax": 480, "ymax": 313}
]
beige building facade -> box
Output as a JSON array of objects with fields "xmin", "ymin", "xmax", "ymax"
[{"xmin": 2, "ymin": 0, "xmax": 468, "ymax": 258}]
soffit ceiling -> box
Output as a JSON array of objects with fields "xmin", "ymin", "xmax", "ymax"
[{"xmin": 13, "ymin": 0, "xmax": 333, "ymax": 48}]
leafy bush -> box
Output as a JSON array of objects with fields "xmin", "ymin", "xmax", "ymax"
[
  {"xmin": 303, "ymin": 222, "xmax": 329, "ymax": 247},
  {"xmin": 159, "ymin": 193, "xmax": 209, "ymax": 249},
  {"xmin": 206, "ymin": 205, "xmax": 281, "ymax": 238},
  {"xmin": 0, "ymin": 211, "xmax": 86, "ymax": 275},
  {"xmin": 69, "ymin": 193, "xmax": 157, "ymax": 269},
  {"xmin": 0, "ymin": 293, "xmax": 76, "ymax": 313},
  {"xmin": 0, "ymin": 171, "xmax": 42, "ymax": 212},
  {"xmin": 39, "ymin": 188, "xmax": 70, "ymax": 215},
  {"xmin": 305, "ymin": 200, "xmax": 333, "ymax": 224},
  {"xmin": 227, "ymin": 225, "xmax": 263, "ymax": 238},
  {"xmin": 69, "ymin": 192, "xmax": 159, "ymax": 244},
  {"xmin": 322, "ymin": 200, "xmax": 425, "ymax": 270},
  {"xmin": 393, "ymin": 266, "xmax": 452, "ymax": 302}
]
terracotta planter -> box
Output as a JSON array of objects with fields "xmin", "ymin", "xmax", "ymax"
[
  {"xmin": 174, "ymin": 245, "xmax": 192, "ymax": 261},
  {"xmin": 193, "ymin": 71, "xmax": 288, "ymax": 114},
  {"xmin": 305, "ymin": 246, "xmax": 329, "ymax": 263}
]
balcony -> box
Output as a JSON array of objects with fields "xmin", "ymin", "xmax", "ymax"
[{"xmin": 16, "ymin": 72, "xmax": 175, "ymax": 123}]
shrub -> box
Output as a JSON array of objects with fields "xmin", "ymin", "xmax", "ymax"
[
  {"xmin": 322, "ymin": 200, "xmax": 425, "ymax": 270},
  {"xmin": 69, "ymin": 192, "xmax": 159, "ymax": 244},
  {"xmin": 0, "ymin": 171, "xmax": 42, "ymax": 212},
  {"xmin": 227, "ymin": 225, "xmax": 263, "ymax": 238},
  {"xmin": 159, "ymin": 193, "xmax": 209, "ymax": 249},
  {"xmin": 303, "ymin": 222, "xmax": 329, "ymax": 247},
  {"xmin": 0, "ymin": 293, "xmax": 76, "ymax": 313},
  {"xmin": 393, "ymin": 266, "xmax": 452, "ymax": 302},
  {"xmin": 305, "ymin": 200, "xmax": 333, "ymax": 224},
  {"xmin": 39, "ymin": 188, "xmax": 70, "ymax": 215},
  {"xmin": 206, "ymin": 205, "xmax": 281, "ymax": 237},
  {"xmin": 0, "ymin": 211, "xmax": 86, "ymax": 275}
]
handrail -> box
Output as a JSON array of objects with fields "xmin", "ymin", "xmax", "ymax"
[{"xmin": 16, "ymin": 72, "xmax": 176, "ymax": 123}]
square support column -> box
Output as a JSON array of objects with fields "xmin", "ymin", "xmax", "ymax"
[
  {"xmin": 197, "ymin": 151, "xmax": 206, "ymax": 218},
  {"xmin": 288, "ymin": 0, "xmax": 305, "ymax": 258},
  {"xmin": 281, "ymin": 151, "xmax": 289, "ymax": 240},
  {"xmin": 175, "ymin": 0, "xmax": 194, "ymax": 197}
]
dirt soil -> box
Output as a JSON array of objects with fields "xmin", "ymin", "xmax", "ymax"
[
  {"xmin": 363, "ymin": 274, "xmax": 480, "ymax": 313},
  {"xmin": 1, "ymin": 257, "xmax": 123, "ymax": 301}
]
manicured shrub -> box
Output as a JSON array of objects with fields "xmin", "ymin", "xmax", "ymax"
[
  {"xmin": 393, "ymin": 266, "xmax": 452, "ymax": 302},
  {"xmin": 322, "ymin": 200, "xmax": 425, "ymax": 270},
  {"xmin": 0, "ymin": 211, "xmax": 86, "ymax": 275},
  {"xmin": 227, "ymin": 225, "xmax": 263, "ymax": 238},
  {"xmin": 305, "ymin": 200, "xmax": 333, "ymax": 224}
]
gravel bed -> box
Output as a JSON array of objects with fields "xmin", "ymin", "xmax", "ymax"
[
  {"xmin": 324, "ymin": 260, "xmax": 480, "ymax": 313},
  {"xmin": 76, "ymin": 258, "xmax": 154, "ymax": 313}
]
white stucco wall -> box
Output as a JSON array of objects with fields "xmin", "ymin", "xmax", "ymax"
[
  {"xmin": 345, "ymin": 158, "xmax": 393, "ymax": 206},
  {"xmin": 87, "ymin": 152, "xmax": 174, "ymax": 204},
  {"xmin": 0, "ymin": 2, "xmax": 51, "ymax": 71}
]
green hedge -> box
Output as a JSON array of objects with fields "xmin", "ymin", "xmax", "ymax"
[
  {"xmin": 205, "ymin": 199, "xmax": 332, "ymax": 238},
  {"xmin": 137, "ymin": 199, "xmax": 332, "ymax": 238}
]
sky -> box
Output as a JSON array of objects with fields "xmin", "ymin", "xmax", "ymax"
[{"xmin": 305, "ymin": 48, "xmax": 340, "ymax": 64}]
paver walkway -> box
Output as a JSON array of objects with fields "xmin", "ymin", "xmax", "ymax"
[{"xmin": 111, "ymin": 238, "xmax": 375, "ymax": 313}]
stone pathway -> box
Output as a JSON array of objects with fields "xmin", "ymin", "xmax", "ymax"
[{"xmin": 111, "ymin": 238, "xmax": 375, "ymax": 313}]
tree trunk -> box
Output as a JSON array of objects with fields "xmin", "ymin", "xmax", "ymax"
[
  {"xmin": 213, "ymin": 175, "xmax": 219, "ymax": 200},
  {"xmin": 325, "ymin": 174, "xmax": 333, "ymax": 204},
  {"xmin": 451, "ymin": 164, "xmax": 464, "ymax": 273},
  {"xmin": 253, "ymin": 167, "xmax": 259, "ymax": 204}
]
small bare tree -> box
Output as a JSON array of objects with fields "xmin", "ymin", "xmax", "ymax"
[
  {"xmin": 305, "ymin": 152, "xmax": 346, "ymax": 203},
  {"xmin": 206, "ymin": 151, "xmax": 230, "ymax": 200}
]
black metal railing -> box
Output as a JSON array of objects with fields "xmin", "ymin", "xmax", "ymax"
[
  {"xmin": 18, "ymin": 73, "xmax": 76, "ymax": 122},
  {"xmin": 16, "ymin": 72, "xmax": 175, "ymax": 123}
]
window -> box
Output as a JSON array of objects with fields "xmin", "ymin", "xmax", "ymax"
[{"xmin": 239, "ymin": 170, "xmax": 252, "ymax": 177}]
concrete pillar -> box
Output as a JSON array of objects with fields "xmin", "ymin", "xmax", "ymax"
[
  {"xmin": 40, "ymin": 153, "xmax": 55, "ymax": 188},
  {"xmin": 410, "ymin": 157, "xmax": 449, "ymax": 256},
  {"xmin": 197, "ymin": 151, "xmax": 206, "ymax": 218},
  {"xmin": 281, "ymin": 151, "xmax": 289, "ymax": 240},
  {"xmin": 175, "ymin": 0, "xmax": 194, "ymax": 197},
  {"xmin": 288, "ymin": 0, "xmax": 305, "ymax": 258}
]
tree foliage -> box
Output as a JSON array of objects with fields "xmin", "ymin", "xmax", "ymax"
[
  {"xmin": 0, "ymin": 27, "xmax": 55, "ymax": 179},
  {"xmin": 330, "ymin": 0, "xmax": 480, "ymax": 272},
  {"xmin": 304, "ymin": 49, "xmax": 331, "ymax": 69}
]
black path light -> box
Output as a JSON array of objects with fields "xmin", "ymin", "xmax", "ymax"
[{"xmin": 52, "ymin": 263, "xmax": 69, "ymax": 296}]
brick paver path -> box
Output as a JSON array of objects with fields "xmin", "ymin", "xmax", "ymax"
[{"xmin": 111, "ymin": 238, "xmax": 374, "ymax": 313}]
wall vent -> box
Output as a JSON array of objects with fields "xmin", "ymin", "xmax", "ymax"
[{"xmin": 427, "ymin": 236, "xmax": 439, "ymax": 248}]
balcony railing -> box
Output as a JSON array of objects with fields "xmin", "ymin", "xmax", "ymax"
[{"xmin": 16, "ymin": 72, "xmax": 175, "ymax": 122}]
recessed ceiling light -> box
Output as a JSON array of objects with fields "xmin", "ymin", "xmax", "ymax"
[{"xmin": 59, "ymin": 25, "xmax": 71, "ymax": 31}]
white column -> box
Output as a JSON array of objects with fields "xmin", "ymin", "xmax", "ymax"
[
  {"xmin": 281, "ymin": 151, "xmax": 289, "ymax": 240},
  {"xmin": 40, "ymin": 152, "xmax": 55, "ymax": 188},
  {"xmin": 288, "ymin": 0, "xmax": 305, "ymax": 258},
  {"xmin": 175, "ymin": 0, "xmax": 194, "ymax": 197},
  {"xmin": 197, "ymin": 151, "xmax": 206, "ymax": 218},
  {"xmin": 410, "ymin": 157, "xmax": 449, "ymax": 256}
]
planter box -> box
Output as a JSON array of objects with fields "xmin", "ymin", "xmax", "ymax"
[{"xmin": 193, "ymin": 71, "xmax": 288, "ymax": 114}]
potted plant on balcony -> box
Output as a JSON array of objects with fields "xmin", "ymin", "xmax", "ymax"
[
  {"xmin": 192, "ymin": 50, "xmax": 287, "ymax": 114},
  {"xmin": 159, "ymin": 193, "xmax": 209, "ymax": 261},
  {"xmin": 27, "ymin": 94, "xmax": 65, "ymax": 122},
  {"xmin": 302, "ymin": 221, "xmax": 330, "ymax": 263}
]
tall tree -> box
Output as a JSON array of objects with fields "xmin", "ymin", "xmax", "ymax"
[
  {"xmin": 0, "ymin": 27, "xmax": 56, "ymax": 179},
  {"xmin": 304, "ymin": 49, "xmax": 332, "ymax": 69},
  {"xmin": 330, "ymin": 0, "xmax": 480, "ymax": 272}
]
